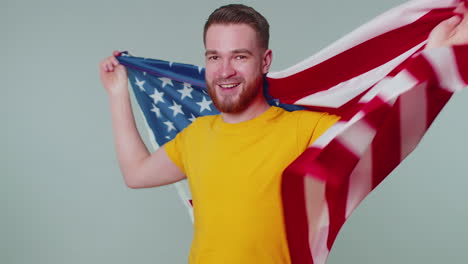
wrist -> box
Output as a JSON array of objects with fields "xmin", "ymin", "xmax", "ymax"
[
  {"xmin": 108, "ymin": 86, "xmax": 130, "ymax": 99},
  {"xmin": 108, "ymin": 89, "xmax": 131, "ymax": 105}
]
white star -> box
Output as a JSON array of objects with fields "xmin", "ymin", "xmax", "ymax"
[
  {"xmin": 177, "ymin": 83, "xmax": 193, "ymax": 100},
  {"xmin": 168, "ymin": 101, "xmax": 184, "ymax": 117},
  {"xmin": 164, "ymin": 121, "xmax": 176, "ymax": 132},
  {"xmin": 198, "ymin": 66, "xmax": 203, "ymax": 74},
  {"xmin": 150, "ymin": 89, "xmax": 164, "ymax": 104},
  {"xmin": 196, "ymin": 96, "xmax": 213, "ymax": 113},
  {"xmin": 150, "ymin": 104, "xmax": 161, "ymax": 118},
  {"xmin": 188, "ymin": 114, "xmax": 197, "ymax": 123},
  {"xmin": 159, "ymin": 77, "xmax": 173, "ymax": 88},
  {"xmin": 169, "ymin": 61, "xmax": 173, "ymax": 67},
  {"xmin": 135, "ymin": 77, "xmax": 145, "ymax": 91}
]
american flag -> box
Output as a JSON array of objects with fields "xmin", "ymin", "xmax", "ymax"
[{"xmin": 117, "ymin": 0, "xmax": 468, "ymax": 263}]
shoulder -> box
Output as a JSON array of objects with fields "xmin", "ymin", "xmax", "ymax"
[
  {"xmin": 292, "ymin": 109, "xmax": 340, "ymax": 147},
  {"xmin": 298, "ymin": 110, "xmax": 339, "ymax": 127},
  {"xmin": 189, "ymin": 114, "xmax": 218, "ymax": 128},
  {"xmin": 278, "ymin": 108, "xmax": 336, "ymax": 124},
  {"xmin": 163, "ymin": 114, "xmax": 220, "ymax": 166},
  {"xmin": 192, "ymin": 114, "xmax": 218, "ymax": 123},
  {"xmin": 177, "ymin": 114, "xmax": 219, "ymax": 137}
]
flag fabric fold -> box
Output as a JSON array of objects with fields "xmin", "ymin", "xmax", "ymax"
[{"xmin": 117, "ymin": 0, "xmax": 467, "ymax": 263}]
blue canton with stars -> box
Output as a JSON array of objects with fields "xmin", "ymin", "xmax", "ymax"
[
  {"xmin": 117, "ymin": 52, "xmax": 305, "ymax": 146},
  {"xmin": 118, "ymin": 53, "xmax": 219, "ymax": 146}
]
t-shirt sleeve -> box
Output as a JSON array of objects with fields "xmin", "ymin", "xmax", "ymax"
[
  {"xmin": 297, "ymin": 111, "xmax": 340, "ymax": 148},
  {"xmin": 163, "ymin": 130, "xmax": 186, "ymax": 174},
  {"xmin": 310, "ymin": 112, "xmax": 340, "ymax": 145}
]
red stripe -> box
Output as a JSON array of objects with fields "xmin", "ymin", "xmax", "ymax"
[
  {"xmin": 268, "ymin": 9, "xmax": 454, "ymax": 104},
  {"xmin": 370, "ymin": 99, "xmax": 402, "ymax": 188},
  {"xmin": 425, "ymin": 82, "xmax": 452, "ymax": 133},
  {"xmin": 309, "ymin": 141, "xmax": 358, "ymax": 187},
  {"xmin": 282, "ymin": 167, "xmax": 314, "ymax": 264},
  {"xmin": 405, "ymin": 47, "xmax": 454, "ymax": 127},
  {"xmin": 325, "ymin": 169, "xmax": 350, "ymax": 250},
  {"xmin": 361, "ymin": 96, "xmax": 394, "ymax": 129}
]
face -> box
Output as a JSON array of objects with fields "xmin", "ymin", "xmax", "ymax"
[{"xmin": 204, "ymin": 24, "xmax": 272, "ymax": 113}]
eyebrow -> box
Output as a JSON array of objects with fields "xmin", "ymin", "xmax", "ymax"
[
  {"xmin": 205, "ymin": 49, "xmax": 254, "ymax": 56},
  {"xmin": 231, "ymin": 49, "xmax": 253, "ymax": 56}
]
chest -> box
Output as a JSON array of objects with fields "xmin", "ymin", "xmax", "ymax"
[{"xmin": 183, "ymin": 127, "xmax": 304, "ymax": 202}]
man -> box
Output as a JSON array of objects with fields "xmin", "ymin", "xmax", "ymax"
[{"xmin": 100, "ymin": 3, "xmax": 468, "ymax": 264}]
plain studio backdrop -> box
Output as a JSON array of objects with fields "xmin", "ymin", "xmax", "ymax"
[{"xmin": 3, "ymin": 0, "xmax": 468, "ymax": 263}]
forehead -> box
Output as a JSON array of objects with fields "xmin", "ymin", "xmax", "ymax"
[{"xmin": 205, "ymin": 24, "xmax": 260, "ymax": 51}]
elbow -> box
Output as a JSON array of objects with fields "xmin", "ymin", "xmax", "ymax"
[
  {"xmin": 122, "ymin": 172, "xmax": 144, "ymax": 189},
  {"xmin": 125, "ymin": 181, "xmax": 142, "ymax": 189}
]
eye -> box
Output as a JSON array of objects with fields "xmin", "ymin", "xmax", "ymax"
[
  {"xmin": 235, "ymin": 55, "xmax": 247, "ymax": 60},
  {"xmin": 207, "ymin": 55, "xmax": 219, "ymax": 61}
]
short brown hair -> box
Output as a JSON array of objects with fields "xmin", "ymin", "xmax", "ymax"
[{"xmin": 203, "ymin": 4, "xmax": 270, "ymax": 50}]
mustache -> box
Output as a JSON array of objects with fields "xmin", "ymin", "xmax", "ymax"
[{"xmin": 213, "ymin": 77, "xmax": 244, "ymax": 84}]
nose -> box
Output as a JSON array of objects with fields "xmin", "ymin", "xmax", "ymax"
[{"xmin": 220, "ymin": 59, "xmax": 236, "ymax": 79}]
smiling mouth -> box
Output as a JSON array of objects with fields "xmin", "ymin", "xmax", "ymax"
[{"xmin": 218, "ymin": 83, "xmax": 240, "ymax": 89}]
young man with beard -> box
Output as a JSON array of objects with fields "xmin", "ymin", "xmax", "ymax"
[{"xmin": 99, "ymin": 3, "xmax": 468, "ymax": 264}]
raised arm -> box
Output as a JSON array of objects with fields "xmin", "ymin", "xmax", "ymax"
[{"xmin": 99, "ymin": 51, "xmax": 186, "ymax": 189}]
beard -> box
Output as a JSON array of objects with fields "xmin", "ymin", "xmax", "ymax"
[{"xmin": 207, "ymin": 75, "xmax": 264, "ymax": 113}]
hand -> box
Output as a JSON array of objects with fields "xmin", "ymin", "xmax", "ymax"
[
  {"xmin": 426, "ymin": 1, "xmax": 468, "ymax": 49},
  {"xmin": 99, "ymin": 50, "xmax": 128, "ymax": 96}
]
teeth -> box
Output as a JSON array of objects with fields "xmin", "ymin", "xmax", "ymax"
[{"xmin": 219, "ymin": 84, "xmax": 238, "ymax": 88}]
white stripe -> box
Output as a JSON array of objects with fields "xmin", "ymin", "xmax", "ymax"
[
  {"xmin": 399, "ymin": 82, "xmax": 429, "ymax": 159},
  {"xmin": 294, "ymin": 43, "xmax": 425, "ymax": 107},
  {"xmin": 346, "ymin": 147, "xmax": 374, "ymax": 218},
  {"xmin": 310, "ymin": 202, "xmax": 330, "ymax": 264},
  {"xmin": 359, "ymin": 77, "xmax": 394, "ymax": 103},
  {"xmin": 337, "ymin": 114, "xmax": 377, "ymax": 157},
  {"xmin": 423, "ymin": 47, "xmax": 467, "ymax": 92},
  {"xmin": 378, "ymin": 69, "xmax": 420, "ymax": 103}
]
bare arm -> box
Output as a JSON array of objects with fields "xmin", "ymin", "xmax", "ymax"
[{"xmin": 100, "ymin": 51, "xmax": 186, "ymax": 189}]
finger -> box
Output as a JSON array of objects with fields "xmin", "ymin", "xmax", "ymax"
[
  {"xmin": 456, "ymin": 3, "xmax": 468, "ymax": 28},
  {"xmin": 100, "ymin": 59, "xmax": 108, "ymax": 71},
  {"xmin": 426, "ymin": 15, "xmax": 463, "ymax": 49},
  {"xmin": 107, "ymin": 57, "xmax": 118, "ymax": 71},
  {"xmin": 102, "ymin": 61, "xmax": 110, "ymax": 72},
  {"xmin": 100, "ymin": 63, "xmax": 108, "ymax": 73},
  {"xmin": 441, "ymin": 15, "xmax": 462, "ymax": 32},
  {"xmin": 112, "ymin": 50, "xmax": 122, "ymax": 57},
  {"xmin": 454, "ymin": 1, "xmax": 468, "ymax": 14},
  {"xmin": 111, "ymin": 56, "xmax": 120, "ymax": 67},
  {"xmin": 107, "ymin": 61, "xmax": 115, "ymax": 72},
  {"xmin": 433, "ymin": 15, "xmax": 461, "ymax": 38}
]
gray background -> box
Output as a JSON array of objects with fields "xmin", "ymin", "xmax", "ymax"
[{"xmin": 3, "ymin": 0, "xmax": 468, "ymax": 263}]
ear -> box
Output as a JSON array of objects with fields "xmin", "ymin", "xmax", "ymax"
[{"xmin": 261, "ymin": 49, "xmax": 273, "ymax": 74}]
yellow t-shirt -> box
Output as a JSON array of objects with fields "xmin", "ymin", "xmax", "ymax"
[{"xmin": 164, "ymin": 106, "xmax": 338, "ymax": 264}]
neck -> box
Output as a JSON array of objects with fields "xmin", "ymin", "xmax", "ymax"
[{"xmin": 221, "ymin": 94, "xmax": 270, "ymax": 124}]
